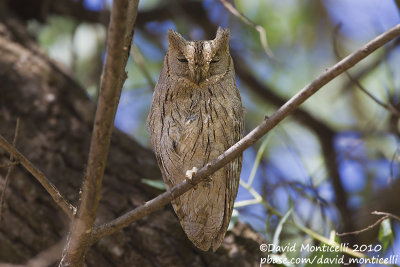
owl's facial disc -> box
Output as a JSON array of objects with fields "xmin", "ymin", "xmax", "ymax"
[
  {"xmin": 167, "ymin": 28, "xmax": 230, "ymax": 86},
  {"xmin": 182, "ymin": 41, "xmax": 217, "ymax": 85}
]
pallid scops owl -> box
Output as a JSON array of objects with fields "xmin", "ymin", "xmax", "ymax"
[{"xmin": 147, "ymin": 27, "xmax": 244, "ymax": 251}]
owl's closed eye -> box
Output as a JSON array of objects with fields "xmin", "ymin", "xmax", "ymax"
[{"xmin": 166, "ymin": 28, "xmax": 231, "ymax": 85}]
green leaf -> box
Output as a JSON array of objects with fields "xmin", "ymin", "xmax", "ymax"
[
  {"xmin": 379, "ymin": 218, "xmax": 393, "ymax": 252},
  {"xmin": 141, "ymin": 179, "xmax": 166, "ymax": 191},
  {"xmin": 272, "ymin": 207, "xmax": 293, "ymax": 252},
  {"xmin": 246, "ymin": 135, "xmax": 270, "ymax": 187},
  {"xmin": 228, "ymin": 209, "xmax": 239, "ymax": 231}
]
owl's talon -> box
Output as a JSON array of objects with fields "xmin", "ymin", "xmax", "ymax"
[{"xmin": 185, "ymin": 167, "xmax": 198, "ymax": 188}]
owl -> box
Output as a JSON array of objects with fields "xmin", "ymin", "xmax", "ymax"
[{"xmin": 147, "ymin": 27, "xmax": 244, "ymax": 251}]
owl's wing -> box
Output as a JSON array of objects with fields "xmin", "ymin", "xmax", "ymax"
[{"xmin": 212, "ymin": 89, "xmax": 244, "ymax": 250}]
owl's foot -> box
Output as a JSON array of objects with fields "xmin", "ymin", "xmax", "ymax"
[{"xmin": 185, "ymin": 167, "xmax": 198, "ymax": 189}]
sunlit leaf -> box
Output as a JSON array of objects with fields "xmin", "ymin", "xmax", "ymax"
[
  {"xmin": 141, "ymin": 178, "xmax": 166, "ymax": 191},
  {"xmin": 228, "ymin": 209, "xmax": 239, "ymax": 231},
  {"xmin": 378, "ymin": 218, "xmax": 393, "ymax": 252}
]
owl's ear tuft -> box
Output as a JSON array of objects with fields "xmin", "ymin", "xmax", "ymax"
[
  {"xmin": 167, "ymin": 29, "xmax": 187, "ymax": 50},
  {"xmin": 214, "ymin": 27, "xmax": 230, "ymax": 50}
]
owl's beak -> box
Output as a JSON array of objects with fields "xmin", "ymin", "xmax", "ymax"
[
  {"xmin": 194, "ymin": 68, "xmax": 206, "ymax": 85},
  {"xmin": 195, "ymin": 71, "xmax": 202, "ymax": 85}
]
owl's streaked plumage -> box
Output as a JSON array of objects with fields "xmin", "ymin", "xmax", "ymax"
[{"xmin": 147, "ymin": 28, "xmax": 243, "ymax": 251}]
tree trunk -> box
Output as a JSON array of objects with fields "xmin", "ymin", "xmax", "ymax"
[{"xmin": 0, "ymin": 16, "xmax": 265, "ymax": 267}]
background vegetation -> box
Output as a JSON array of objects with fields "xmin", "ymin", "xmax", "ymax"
[{"xmin": 1, "ymin": 0, "xmax": 400, "ymax": 265}]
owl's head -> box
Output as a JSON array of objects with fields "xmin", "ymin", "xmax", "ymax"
[{"xmin": 166, "ymin": 27, "xmax": 231, "ymax": 85}]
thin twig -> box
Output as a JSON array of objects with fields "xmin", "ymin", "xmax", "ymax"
[
  {"xmin": 0, "ymin": 134, "xmax": 75, "ymax": 219},
  {"xmin": 60, "ymin": 0, "xmax": 139, "ymax": 266},
  {"xmin": 372, "ymin": 211, "xmax": 400, "ymax": 222},
  {"xmin": 132, "ymin": 45, "xmax": 155, "ymax": 89},
  {"xmin": 0, "ymin": 118, "xmax": 20, "ymax": 223},
  {"xmin": 0, "ymin": 162, "xmax": 18, "ymax": 168},
  {"xmin": 336, "ymin": 215, "xmax": 389, "ymax": 236},
  {"xmin": 219, "ymin": 0, "xmax": 274, "ymax": 58},
  {"xmin": 333, "ymin": 24, "xmax": 400, "ymax": 118},
  {"xmin": 90, "ymin": 24, "xmax": 400, "ymax": 243},
  {"xmin": 338, "ymin": 211, "xmax": 400, "ymax": 236}
]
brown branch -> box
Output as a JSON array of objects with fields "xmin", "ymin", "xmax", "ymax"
[
  {"xmin": 0, "ymin": 132, "xmax": 75, "ymax": 219},
  {"xmin": 337, "ymin": 215, "xmax": 389, "ymax": 236},
  {"xmin": 90, "ymin": 24, "xmax": 400, "ymax": 243},
  {"xmin": 372, "ymin": 211, "xmax": 400, "ymax": 222},
  {"xmin": 0, "ymin": 162, "xmax": 18, "ymax": 168},
  {"xmin": 233, "ymin": 54, "xmax": 356, "ymax": 243},
  {"xmin": 338, "ymin": 211, "xmax": 400, "ymax": 236},
  {"xmin": 0, "ymin": 118, "xmax": 20, "ymax": 223},
  {"xmin": 59, "ymin": 0, "xmax": 139, "ymax": 266}
]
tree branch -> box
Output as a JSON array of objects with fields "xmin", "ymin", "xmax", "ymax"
[
  {"xmin": 0, "ymin": 131, "xmax": 76, "ymax": 219},
  {"xmin": 230, "ymin": 54, "xmax": 357, "ymax": 244},
  {"xmin": 0, "ymin": 118, "xmax": 20, "ymax": 223},
  {"xmin": 60, "ymin": 0, "xmax": 139, "ymax": 266},
  {"xmin": 337, "ymin": 215, "xmax": 389, "ymax": 236},
  {"xmin": 90, "ymin": 23, "xmax": 400, "ymax": 243}
]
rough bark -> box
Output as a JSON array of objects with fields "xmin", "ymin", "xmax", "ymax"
[{"xmin": 0, "ymin": 18, "xmax": 265, "ymax": 267}]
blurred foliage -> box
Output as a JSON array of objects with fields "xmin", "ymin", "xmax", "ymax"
[{"xmin": 29, "ymin": 0, "xmax": 400, "ymax": 264}]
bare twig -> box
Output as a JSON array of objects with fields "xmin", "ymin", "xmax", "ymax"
[
  {"xmin": 0, "ymin": 162, "xmax": 18, "ymax": 168},
  {"xmin": 60, "ymin": 0, "xmax": 139, "ymax": 266},
  {"xmin": 338, "ymin": 211, "xmax": 400, "ymax": 236},
  {"xmin": 219, "ymin": 0, "xmax": 274, "ymax": 58},
  {"xmin": 0, "ymin": 134, "xmax": 75, "ymax": 219},
  {"xmin": 333, "ymin": 24, "xmax": 400, "ymax": 118},
  {"xmin": 132, "ymin": 45, "xmax": 155, "ymax": 89},
  {"xmin": 372, "ymin": 211, "xmax": 400, "ymax": 222},
  {"xmin": 90, "ymin": 24, "xmax": 400, "ymax": 243},
  {"xmin": 0, "ymin": 118, "xmax": 20, "ymax": 223},
  {"xmin": 337, "ymin": 215, "xmax": 389, "ymax": 236}
]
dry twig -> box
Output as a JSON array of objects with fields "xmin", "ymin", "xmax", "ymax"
[
  {"xmin": 337, "ymin": 215, "xmax": 389, "ymax": 236},
  {"xmin": 337, "ymin": 210, "xmax": 400, "ymax": 236},
  {"xmin": 0, "ymin": 118, "xmax": 20, "ymax": 223},
  {"xmin": 372, "ymin": 211, "xmax": 400, "ymax": 222},
  {"xmin": 0, "ymin": 131, "xmax": 75, "ymax": 219}
]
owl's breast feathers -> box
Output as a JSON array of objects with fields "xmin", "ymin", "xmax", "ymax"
[{"xmin": 148, "ymin": 70, "xmax": 243, "ymax": 251}]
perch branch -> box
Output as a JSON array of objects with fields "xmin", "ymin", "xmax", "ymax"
[
  {"xmin": 0, "ymin": 118, "xmax": 20, "ymax": 223},
  {"xmin": 0, "ymin": 132, "xmax": 75, "ymax": 219},
  {"xmin": 90, "ymin": 24, "xmax": 400, "ymax": 243},
  {"xmin": 59, "ymin": 0, "xmax": 139, "ymax": 266}
]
